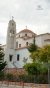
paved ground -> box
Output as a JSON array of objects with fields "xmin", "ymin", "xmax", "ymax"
[
  {"xmin": 0, "ymin": 85, "xmax": 32, "ymax": 88},
  {"xmin": 0, "ymin": 82, "xmax": 49, "ymax": 88},
  {"xmin": 0, "ymin": 84, "xmax": 49, "ymax": 88}
]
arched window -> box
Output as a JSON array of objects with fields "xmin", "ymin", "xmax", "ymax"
[
  {"xmin": 25, "ymin": 34, "xmax": 27, "ymax": 36},
  {"xmin": 19, "ymin": 44, "xmax": 21, "ymax": 48},
  {"xmin": 26, "ymin": 42, "xmax": 28, "ymax": 46},
  {"xmin": 17, "ymin": 54, "xmax": 20, "ymax": 61},
  {"xmin": 9, "ymin": 55, "xmax": 13, "ymax": 62},
  {"xmin": 16, "ymin": 42, "xmax": 18, "ymax": 48},
  {"xmin": 19, "ymin": 35, "xmax": 20, "ymax": 37}
]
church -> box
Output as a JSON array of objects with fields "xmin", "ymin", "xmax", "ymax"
[{"xmin": 2, "ymin": 19, "xmax": 50, "ymax": 68}]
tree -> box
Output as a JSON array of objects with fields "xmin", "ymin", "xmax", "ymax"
[
  {"xmin": 24, "ymin": 62, "xmax": 48, "ymax": 75},
  {"xmin": 24, "ymin": 63, "xmax": 40, "ymax": 75},
  {"xmin": 31, "ymin": 45, "xmax": 50, "ymax": 63},
  {"xmin": 24, "ymin": 37, "xmax": 40, "ymax": 75},
  {"xmin": 30, "ymin": 45, "xmax": 50, "ymax": 76},
  {"xmin": 28, "ymin": 36, "xmax": 38, "ymax": 52},
  {"xmin": 24, "ymin": 44, "xmax": 49, "ymax": 83},
  {"xmin": 24, "ymin": 44, "xmax": 50, "ymax": 75},
  {"xmin": 0, "ymin": 45, "xmax": 6, "ymax": 71}
]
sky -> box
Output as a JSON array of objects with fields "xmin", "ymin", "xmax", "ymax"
[{"xmin": 0, "ymin": 0, "xmax": 50, "ymax": 44}]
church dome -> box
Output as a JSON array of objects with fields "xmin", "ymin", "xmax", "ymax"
[{"xmin": 19, "ymin": 29, "xmax": 36, "ymax": 35}]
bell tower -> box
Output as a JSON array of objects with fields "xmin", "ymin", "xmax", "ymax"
[
  {"xmin": 7, "ymin": 18, "xmax": 16, "ymax": 49},
  {"xmin": 5, "ymin": 18, "xmax": 16, "ymax": 68}
]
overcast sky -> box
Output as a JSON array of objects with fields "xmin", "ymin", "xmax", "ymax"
[{"xmin": 0, "ymin": 0, "xmax": 50, "ymax": 44}]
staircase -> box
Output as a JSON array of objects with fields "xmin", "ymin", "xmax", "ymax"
[
  {"xmin": 12, "ymin": 61, "xmax": 17, "ymax": 69},
  {"xmin": 12, "ymin": 61, "xmax": 23, "ymax": 68}
]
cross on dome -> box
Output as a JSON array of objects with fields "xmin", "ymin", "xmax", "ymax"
[{"xmin": 26, "ymin": 26, "xmax": 27, "ymax": 29}]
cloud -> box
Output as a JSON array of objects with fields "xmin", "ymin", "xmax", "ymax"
[{"xmin": 0, "ymin": 0, "xmax": 50, "ymax": 44}]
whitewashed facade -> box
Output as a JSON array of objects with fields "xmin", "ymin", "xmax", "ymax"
[{"xmin": 3, "ymin": 19, "xmax": 50, "ymax": 68}]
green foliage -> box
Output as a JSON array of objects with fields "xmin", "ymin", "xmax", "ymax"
[
  {"xmin": 0, "ymin": 72, "xmax": 48, "ymax": 83},
  {"xmin": 24, "ymin": 63, "xmax": 48, "ymax": 75},
  {"xmin": 6, "ymin": 73, "xmax": 14, "ymax": 81},
  {"xmin": 0, "ymin": 45, "xmax": 6, "ymax": 71},
  {"xmin": 24, "ymin": 63, "xmax": 39, "ymax": 75},
  {"xmin": 30, "ymin": 49, "xmax": 40, "ymax": 62},
  {"xmin": 24, "ymin": 45, "xmax": 49, "ymax": 75},
  {"xmin": 39, "ymin": 45, "xmax": 50, "ymax": 63},
  {"xmin": 28, "ymin": 37, "xmax": 38, "ymax": 52},
  {"xmin": 28, "ymin": 43, "xmax": 37, "ymax": 52},
  {"xmin": 0, "ymin": 71, "xmax": 4, "ymax": 80},
  {"xmin": 0, "ymin": 62, "xmax": 6, "ymax": 71},
  {"xmin": 0, "ymin": 47, "xmax": 4, "ymax": 60},
  {"xmin": 31, "ymin": 45, "xmax": 50, "ymax": 63}
]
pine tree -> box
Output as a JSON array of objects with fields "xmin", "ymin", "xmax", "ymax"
[
  {"xmin": 28, "ymin": 36, "xmax": 38, "ymax": 52},
  {"xmin": 0, "ymin": 44, "xmax": 6, "ymax": 71}
]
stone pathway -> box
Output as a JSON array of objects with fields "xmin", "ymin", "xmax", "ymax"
[
  {"xmin": 0, "ymin": 85, "xmax": 32, "ymax": 88},
  {"xmin": 0, "ymin": 81, "xmax": 49, "ymax": 88},
  {"xmin": 0, "ymin": 84, "xmax": 49, "ymax": 88}
]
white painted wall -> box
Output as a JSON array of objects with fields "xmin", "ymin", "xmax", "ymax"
[
  {"xmin": 15, "ymin": 48, "xmax": 32, "ymax": 68},
  {"xmin": 16, "ymin": 32, "xmax": 33, "ymax": 38},
  {"xmin": 36, "ymin": 34, "xmax": 50, "ymax": 47},
  {"xmin": 16, "ymin": 37, "xmax": 33, "ymax": 48}
]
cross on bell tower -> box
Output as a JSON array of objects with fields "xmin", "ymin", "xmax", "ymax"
[{"xmin": 12, "ymin": 16, "xmax": 14, "ymax": 20}]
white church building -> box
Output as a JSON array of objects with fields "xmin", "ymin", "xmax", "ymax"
[{"xmin": 2, "ymin": 19, "xmax": 50, "ymax": 68}]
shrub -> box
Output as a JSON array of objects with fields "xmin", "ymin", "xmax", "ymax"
[
  {"xmin": 0, "ymin": 71, "xmax": 4, "ymax": 80},
  {"xmin": 6, "ymin": 73, "xmax": 14, "ymax": 81}
]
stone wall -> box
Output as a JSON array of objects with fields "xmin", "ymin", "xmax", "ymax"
[{"xmin": 4, "ymin": 68, "xmax": 27, "ymax": 75}]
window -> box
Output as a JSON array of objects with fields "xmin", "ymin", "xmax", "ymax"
[
  {"xmin": 13, "ymin": 30, "xmax": 14, "ymax": 34},
  {"xmin": 26, "ymin": 42, "xmax": 28, "ymax": 46},
  {"xmin": 19, "ymin": 44, "xmax": 21, "ymax": 48},
  {"xmin": 12, "ymin": 23, "xmax": 14, "ymax": 26},
  {"xmin": 10, "ymin": 30, "xmax": 12, "ymax": 33},
  {"xmin": 25, "ymin": 34, "xmax": 27, "ymax": 36},
  {"xmin": 19, "ymin": 35, "xmax": 20, "ymax": 37},
  {"xmin": 16, "ymin": 42, "xmax": 18, "ymax": 48},
  {"xmin": 9, "ymin": 55, "xmax": 13, "ymax": 62},
  {"xmin": 10, "ymin": 30, "xmax": 14, "ymax": 34},
  {"xmin": 17, "ymin": 54, "xmax": 20, "ymax": 61}
]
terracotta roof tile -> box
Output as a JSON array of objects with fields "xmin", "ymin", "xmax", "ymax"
[{"xmin": 17, "ymin": 29, "xmax": 37, "ymax": 35}]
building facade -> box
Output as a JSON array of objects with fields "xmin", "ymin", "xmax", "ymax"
[{"xmin": 3, "ymin": 19, "xmax": 50, "ymax": 68}]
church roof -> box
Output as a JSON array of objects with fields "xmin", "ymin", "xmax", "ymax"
[
  {"xmin": 18, "ymin": 29, "xmax": 36, "ymax": 35},
  {"xmin": 36, "ymin": 33, "xmax": 50, "ymax": 37}
]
